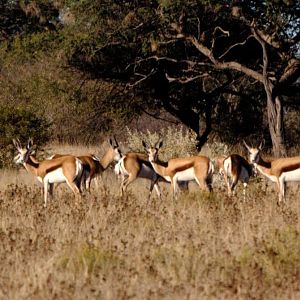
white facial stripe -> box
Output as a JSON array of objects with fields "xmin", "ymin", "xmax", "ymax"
[
  {"xmin": 148, "ymin": 148, "xmax": 158, "ymax": 162},
  {"xmin": 248, "ymin": 148, "xmax": 259, "ymax": 163},
  {"xmin": 14, "ymin": 148, "xmax": 28, "ymax": 164},
  {"xmin": 114, "ymin": 149, "xmax": 122, "ymax": 161}
]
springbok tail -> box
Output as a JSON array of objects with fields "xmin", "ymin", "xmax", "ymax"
[
  {"xmin": 208, "ymin": 159, "xmax": 215, "ymax": 177},
  {"xmin": 206, "ymin": 159, "xmax": 215, "ymax": 191},
  {"xmin": 74, "ymin": 158, "xmax": 84, "ymax": 188}
]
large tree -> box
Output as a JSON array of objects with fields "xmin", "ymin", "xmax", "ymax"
[
  {"xmin": 161, "ymin": 0, "xmax": 300, "ymax": 156},
  {"xmin": 62, "ymin": 0, "xmax": 300, "ymax": 155},
  {"xmin": 1, "ymin": 0, "xmax": 299, "ymax": 153}
]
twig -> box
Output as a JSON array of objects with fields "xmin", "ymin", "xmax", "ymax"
[
  {"xmin": 165, "ymin": 72, "xmax": 209, "ymax": 84},
  {"xmin": 127, "ymin": 68, "xmax": 156, "ymax": 87},
  {"xmin": 218, "ymin": 35, "xmax": 254, "ymax": 60},
  {"xmin": 139, "ymin": 107, "xmax": 180, "ymax": 125}
]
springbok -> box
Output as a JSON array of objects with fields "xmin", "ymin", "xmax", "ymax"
[
  {"xmin": 216, "ymin": 154, "xmax": 253, "ymax": 199},
  {"xmin": 114, "ymin": 152, "xmax": 162, "ymax": 199},
  {"xmin": 13, "ymin": 138, "xmax": 84, "ymax": 207},
  {"xmin": 142, "ymin": 140, "xmax": 214, "ymax": 199},
  {"xmin": 50, "ymin": 138, "xmax": 122, "ymax": 192},
  {"xmin": 244, "ymin": 140, "xmax": 300, "ymax": 204}
]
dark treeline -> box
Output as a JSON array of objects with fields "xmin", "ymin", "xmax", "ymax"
[{"xmin": 0, "ymin": 0, "xmax": 299, "ymax": 157}]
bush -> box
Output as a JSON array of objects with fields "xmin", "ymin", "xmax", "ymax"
[
  {"xmin": 0, "ymin": 106, "xmax": 50, "ymax": 168},
  {"xmin": 125, "ymin": 125, "xmax": 198, "ymax": 160},
  {"xmin": 206, "ymin": 141, "xmax": 230, "ymax": 157}
]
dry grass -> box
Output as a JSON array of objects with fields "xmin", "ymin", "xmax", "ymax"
[{"xmin": 1, "ymin": 144, "xmax": 300, "ymax": 299}]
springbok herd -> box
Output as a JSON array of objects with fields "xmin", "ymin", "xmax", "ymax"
[{"xmin": 12, "ymin": 138, "xmax": 300, "ymax": 207}]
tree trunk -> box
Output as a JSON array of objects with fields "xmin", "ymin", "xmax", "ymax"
[
  {"xmin": 265, "ymin": 85, "xmax": 286, "ymax": 157},
  {"xmin": 173, "ymin": 107, "xmax": 212, "ymax": 151},
  {"xmin": 259, "ymin": 34, "xmax": 286, "ymax": 158},
  {"xmin": 197, "ymin": 100, "xmax": 212, "ymax": 150}
]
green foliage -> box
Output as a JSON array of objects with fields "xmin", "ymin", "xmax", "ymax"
[
  {"xmin": 126, "ymin": 125, "xmax": 198, "ymax": 160},
  {"xmin": 0, "ymin": 31, "xmax": 60, "ymax": 66},
  {"xmin": 61, "ymin": 1, "xmax": 158, "ymax": 74},
  {"xmin": 0, "ymin": 0, "xmax": 299, "ymax": 150},
  {"xmin": 0, "ymin": 106, "xmax": 50, "ymax": 168}
]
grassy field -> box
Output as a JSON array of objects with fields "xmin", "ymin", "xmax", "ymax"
[{"xmin": 1, "ymin": 144, "xmax": 300, "ymax": 299}]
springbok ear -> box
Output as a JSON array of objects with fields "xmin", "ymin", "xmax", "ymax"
[
  {"xmin": 27, "ymin": 138, "xmax": 34, "ymax": 149},
  {"xmin": 258, "ymin": 140, "xmax": 265, "ymax": 150},
  {"xmin": 142, "ymin": 140, "xmax": 149, "ymax": 150},
  {"xmin": 113, "ymin": 135, "xmax": 119, "ymax": 147},
  {"xmin": 243, "ymin": 140, "xmax": 251, "ymax": 152},
  {"xmin": 155, "ymin": 139, "xmax": 163, "ymax": 150}
]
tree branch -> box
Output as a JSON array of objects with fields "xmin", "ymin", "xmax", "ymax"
[
  {"xmin": 138, "ymin": 107, "xmax": 180, "ymax": 125},
  {"xmin": 218, "ymin": 35, "xmax": 254, "ymax": 60},
  {"xmin": 126, "ymin": 55, "xmax": 214, "ymax": 87},
  {"xmin": 212, "ymin": 26, "xmax": 230, "ymax": 51},
  {"xmin": 253, "ymin": 26, "xmax": 281, "ymax": 49},
  {"xmin": 185, "ymin": 35, "xmax": 264, "ymax": 83},
  {"xmin": 128, "ymin": 55, "xmax": 213, "ymax": 69},
  {"xmin": 165, "ymin": 72, "xmax": 209, "ymax": 84},
  {"xmin": 127, "ymin": 68, "xmax": 156, "ymax": 87}
]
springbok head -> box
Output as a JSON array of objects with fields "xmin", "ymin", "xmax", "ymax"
[
  {"xmin": 108, "ymin": 136, "xmax": 122, "ymax": 161},
  {"xmin": 243, "ymin": 140, "xmax": 264, "ymax": 164},
  {"xmin": 142, "ymin": 139, "xmax": 163, "ymax": 162},
  {"xmin": 13, "ymin": 138, "xmax": 35, "ymax": 165}
]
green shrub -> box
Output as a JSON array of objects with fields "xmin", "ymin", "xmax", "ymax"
[
  {"xmin": 125, "ymin": 125, "xmax": 198, "ymax": 160},
  {"xmin": 0, "ymin": 106, "xmax": 50, "ymax": 168},
  {"xmin": 206, "ymin": 141, "xmax": 229, "ymax": 157}
]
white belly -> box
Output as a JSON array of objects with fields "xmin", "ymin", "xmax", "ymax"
[
  {"xmin": 281, "ymin": 168, "xmax": 300, "ymax": 182},
  {"xmin": 174, "ymin": 168, "xmax": 195, "ymax": 182},
  {"xmin": 45, "ymin": 168, "xmax": 66, "ymax": 184}
]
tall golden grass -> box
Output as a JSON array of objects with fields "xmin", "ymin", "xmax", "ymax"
[{"xmin": 1, "ymin": 143, "xmax": 300, "ymax": 299}]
